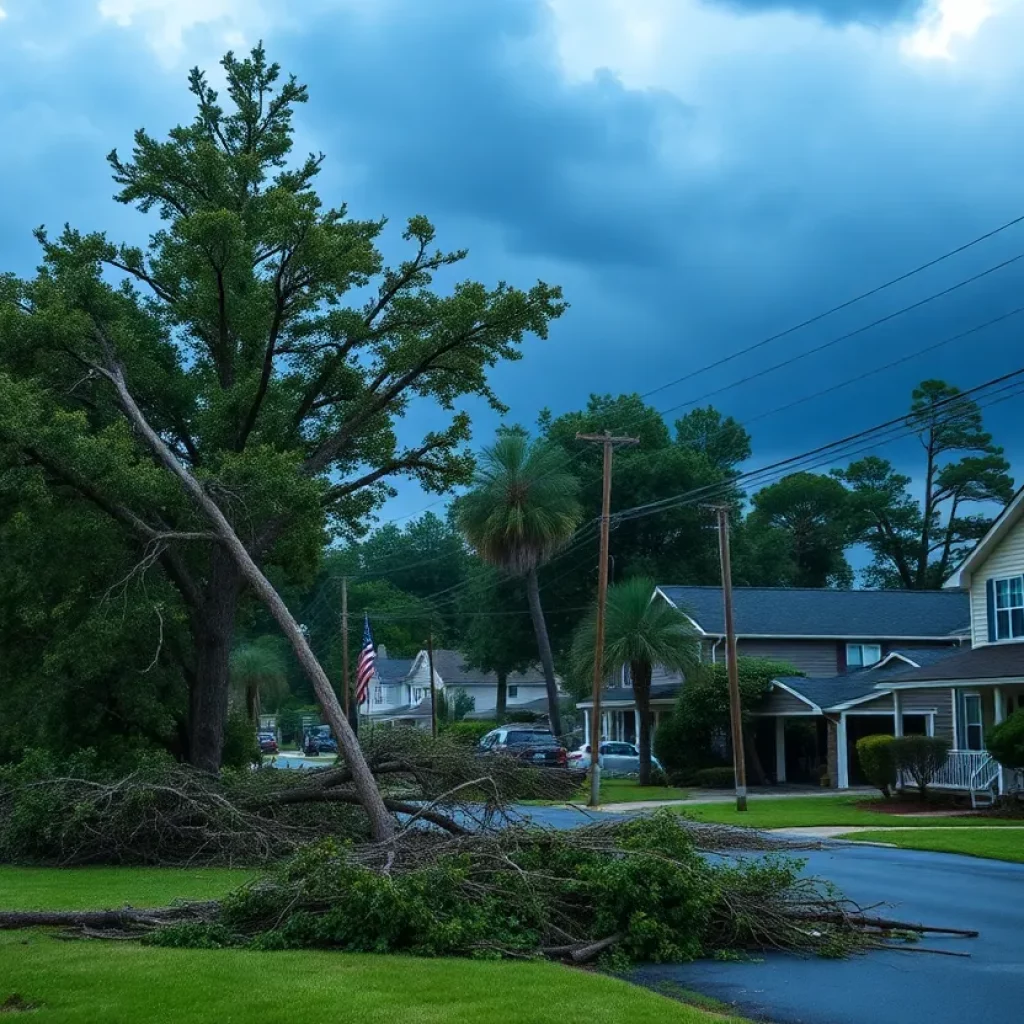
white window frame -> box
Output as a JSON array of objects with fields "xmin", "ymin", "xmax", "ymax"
[
  {"xmin": 373, "ymin": 685, "xmax": 384, "ymax": 705},
  {"xmin": 961, "ymin": 692, "xmax": 984, "ymax": 752},
  {"xmin": 846, "ymin": 643, "xmax": 882, "ymax": 669},
  {"xmin": 508, "ymin": 685, "xmax": 519, "ymax": 699},
  {"xmin": 993, "ymin": 575, "xmax": 1024, "ymax": 641}
]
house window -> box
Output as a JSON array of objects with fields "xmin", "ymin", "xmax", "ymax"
[
  {"xmin": 994, "ymin": 576, "xmax": 1024, "ymax": 641},
  {"xmin": 846, "ymin": 644, "xmax": 882, "ymax": 669},
  {"xmin": 373, "ymin": 685, "xmax": 383, "ymax": 705},
  {"xmin": 961, "ymin": 693, "xmax": 984, "ymax": 751},
  {"xmin": 508, "ymin": 686, "xmax": 519, "ymax": 699}
]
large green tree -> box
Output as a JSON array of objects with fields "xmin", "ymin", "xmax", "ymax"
[
  {"xmin": 835, "ymin": 380, "xmax": 1013, "ymax": 589},
  {"xmin": 0, "ymin": 47, "xmax": 563, "ymax": 769},
  {"xmin": 456, "ymin": 432, "xmax": 582, "ymax": 738},
  {"xmin": 744, "ymin": 472, "xmax": 853, "ymax": 588},
  {"xmin": 570, "ymin": 577, "xmax": 701, "ymax": 785}
]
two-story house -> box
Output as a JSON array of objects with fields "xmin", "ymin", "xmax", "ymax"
[
  {"xmin": 576, "ymin": 584, "xmax": 971, "ymax": 785},
  {"xmin": 363, "ymin": 646, "xmax": 442, "ymax": 726},
  {"xmin": 430, "ymin": 650, "xmax": 551, "ymax": 719},
  {"xmin": 876, "ymin": 487, "xmax": 1024, "ymax": 802}
]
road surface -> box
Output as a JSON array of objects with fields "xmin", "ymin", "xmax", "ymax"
[{"xmin": 633, "ymin": 842, "xmax": 1024, "ymax": 1024}]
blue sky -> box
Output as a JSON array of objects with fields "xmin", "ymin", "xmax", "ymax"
[{"xmin": 2, "ymin": 0, "xmax": 1022, "ymax": 525}]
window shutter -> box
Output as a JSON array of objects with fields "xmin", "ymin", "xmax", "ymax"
[{"xmin": 986, "ymin": 578, "xmax": 997, "ymax": 643}]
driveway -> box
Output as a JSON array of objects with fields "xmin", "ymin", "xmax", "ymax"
[{"xmin": 633, "ymin": 842, "xmax": 1024, "ymax": 1024}]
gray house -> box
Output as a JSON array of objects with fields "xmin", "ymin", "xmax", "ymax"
[{"xmin": 576, "ymin": 584, "xmax": 970, "ymax": 785}]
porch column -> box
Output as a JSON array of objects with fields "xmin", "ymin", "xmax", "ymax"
[
  {"xmin": 893, "ymin": 690, "xmax": 903, "ymax": 737},
  {"xmin": 836, "ymin": 713, "xmax": 850, "ymax": 789},
  {"xmin": 584, "ymin": 709, "xmax": 591, "ymax": 746},
  {"xmin": 634, "ymin": 709, "xmax": 641, "ymax": 744},
  {"xmin": 994, "ymin": 688, "xmax": 1005, "ymax": 796},
  {"xmin": 775, "ymin": 717, "xmax": 787, "ymax": 784}
]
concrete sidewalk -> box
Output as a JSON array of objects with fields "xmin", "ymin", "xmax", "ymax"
[{"xmin": 591, "ymin": 786, "xmax": 877, "ymax": 813}]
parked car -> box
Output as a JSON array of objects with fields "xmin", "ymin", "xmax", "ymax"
[
  {"xmin": 257, "ymin": 732, "xmax": 278, "ymax": 754},
  {"xmin": 303, "ymin": 734, "xmax": 321, "ymax": 756},
  {"xmin": 567, "ymin": 742, "xmax": 661, "ymax": 776},
  {"xmin": 304, "ymin": 732, "xmax": 338, "ymax": 756},
  {"xmin": 316, "ymin": 735, "xmax": 338, "ymax": 754},
  {"xmin": 478, "ymin": 727, "xmax": 567, "ymax": 766}
]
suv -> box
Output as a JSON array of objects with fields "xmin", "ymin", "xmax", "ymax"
[
  {"xmin": 257, "ymin": 732, "xmax": 278, "ymax": 754},
  {"xmin": 478, "ymin": 727, "xmax": 567, "ymax": 766}
]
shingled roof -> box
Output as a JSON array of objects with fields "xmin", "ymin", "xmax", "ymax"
[
  {"xmin": 429, "ymin": 649, "xmax": 546, "ymax": 687},
  {"xmin": 656, "ymin": 586, "xmax": 969, "ymax": 639},
  {"xmin": 879, "ymin": 642, "xmax": 1024, "ymax": 686}
]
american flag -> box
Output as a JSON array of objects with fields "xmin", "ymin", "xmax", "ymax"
[{"xmin": 355, "ymin": 614, "xmax": 376, "ymax": 706}]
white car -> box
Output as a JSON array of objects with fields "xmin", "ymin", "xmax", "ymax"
[{"xmin": 567, "ymin": 742, "xmax": 662, "ymax": 776}]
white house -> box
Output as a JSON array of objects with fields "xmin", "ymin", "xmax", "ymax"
[{"xmin": 363, "ymin": 647, "xmax": 443, "ymax": 726}]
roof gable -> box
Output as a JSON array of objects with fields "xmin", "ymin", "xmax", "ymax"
[
  {"xmin": 656, "ymin": 585, "xmax": 968, "ymax": 639},
  {"xmin": 945, "ymin": 485, "xmax": 1024, "ymax": 588}
]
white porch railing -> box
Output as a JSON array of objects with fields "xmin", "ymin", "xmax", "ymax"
[{"xmin": 901, "ymin": 750, "xmax": 992, "ymax": 791}]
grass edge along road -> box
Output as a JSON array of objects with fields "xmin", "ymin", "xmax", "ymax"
[
  {"xmin": 677, "ymin": 795, "xmax": 1024, "ymax": 830},
  {"xmin": 0, "ymin": 866, "xmax": 751, "ymax": 1024},
  {"xmin": 841, "ymin": 827, "xmax": 1024, "ymax": 864}
]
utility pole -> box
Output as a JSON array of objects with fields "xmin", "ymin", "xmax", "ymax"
[
  {"xmin": 341, "ymin": 576, "xmax": 350, "ymax": 723},
  {"xmin": 577, "ymin": 430, "xmax": 639, "ymax": 808},
  {"xmin": 710, "ymin": 504, "xmax": 747, "ymax": 812},
  {"xmin": 427, "ymin": 629, "xmax": 438, "ymax": 740}
]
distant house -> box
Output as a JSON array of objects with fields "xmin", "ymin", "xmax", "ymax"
[
  {"xmin": 360, "ymin": 646, "xmax": 554, "ymax": 728},
  {"xmin": 429, "ymin": 649, "xmax": 551, "ymax": 721},
  {"xmin": 576, "ymin": 584, "xmax": 971, "ymax": 787}
]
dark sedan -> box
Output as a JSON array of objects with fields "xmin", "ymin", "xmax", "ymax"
[{"xmin": 477, "ymin": 727, "xmax": 567, "ymax": 766}]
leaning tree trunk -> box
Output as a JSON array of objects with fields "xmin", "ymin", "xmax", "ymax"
[
  {"xmin": 633, "ymin": 661, "xmax": 654, "ymax": 786},
  {"xmin": 496, "ymin": 669, "xmax": 508, "ymax": 723},
  {"xmin": 188, "ymin": 548, "xmax": 242, "ymax": 771},
  {"xmin": 102, "ymin": 362, "xmax": 396, "ymax": 842},
  {"xmin": 525, "ymin": 566, "xmax": 563, "ymax": 739}
]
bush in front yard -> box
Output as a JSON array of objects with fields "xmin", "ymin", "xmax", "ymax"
[
  {"xmin": 987, "ymin": 709, "xmax": 1024, "ymax": 770},
  {"xmin": 693, "ymin": 766, "xmax": 736, "ymax": 789},
  {"xmin": 856, "ymin": 734, "xmax": 897, "ymax": 798},
  {"xmin": 890, "ymin": 735, "xmax": 950, "ymax": 801},
  {"xmin": 442, "ymin": 721, "xmax": 497, "ymax": 746}
]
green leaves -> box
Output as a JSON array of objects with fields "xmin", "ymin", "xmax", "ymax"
[{"xmin": 457, "ymin": 433, "xmax": 582, "ymax": 576}]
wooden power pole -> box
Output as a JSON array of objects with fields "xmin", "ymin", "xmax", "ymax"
[
  {"xmin": 341, "ymin": 576, "xmax": 351, "ymax": 723},
  {"xmin": 712, "ymin": 505, "xmax": 747, "ymax": 812},
  {"xmin": 427, "ymin": 630, "xmax": 438, "ymax": 740},
  {"xmin": 576, "ymin": 431, "xmax": 639, "ymax": 808}
]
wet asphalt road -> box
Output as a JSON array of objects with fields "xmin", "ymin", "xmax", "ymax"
[{"xmin": 633, "ymin": 842, "xmax": 1024, "ymax": 1024}]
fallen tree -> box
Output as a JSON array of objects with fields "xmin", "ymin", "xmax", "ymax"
[
  {"xmin": 0, "ymin": 812, "xmax": 978, "ymax": 964},
  {"xmin": 0, "ymin": 734, "xmax": 585, "ymax": 866}
]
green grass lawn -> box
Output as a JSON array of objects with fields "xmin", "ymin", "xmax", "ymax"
[
  {"xmin": 591, "ymin": 778, "xmax": 690, "ymax": 803},
  {"xmin": 843, "ymin": 828, "xmax": 1024, "ymax": 864},
  {"xmin": 0, "ymin": 866, "xmax": 252, "ymax": 911},
  {"xmin": 0, "ymin": 868, "xmax": 747, "ymax": 1024},
  {"xmin": 0, "ymin": 935, "xmax": 749, "ymax": 1024},
  {"xmin": 679, "ymin": 795, "xmax": 1024, "ymax": 830}
]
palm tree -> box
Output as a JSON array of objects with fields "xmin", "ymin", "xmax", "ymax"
[
  {"xmin": 457, "ymin": 433, "xmax": 582, "ymax": 738},
  {"xmin": 571, "ymin": 576, "xmax": 702, "ymax": 785},
  {"xmin": 230, "ymin": 637, "xmax": 290, "ymax": 726}
]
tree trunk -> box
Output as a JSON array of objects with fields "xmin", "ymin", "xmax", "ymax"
[
  {"xmin": 188, "ymin": 549, "xmax": 241, "ymax": 771},
  {"xmin": 103, "ymin": 363, "xmax": 395, "ymax": 842},
  {"xmin": 496, "ymin": 669, "xmax": 508, "ymax": 723},
  {"xmin": 525, "ymin": 566, "xmax": 562, "ymax": 739},
  {"xmin": 634, "ymin": 661, "xmax": 653, "ymax": 786}
]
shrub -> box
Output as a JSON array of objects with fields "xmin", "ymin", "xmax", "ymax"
[
  {"xmin": 988, "ymin": 709, "xmax": 1024, "ymax": 771},
  {"xmin": 443, "ymin": 721, "xmax": 496, "ymax": 746},
  {"xmin": 221, "ymin": 711, "xmax": 260, "ymax": 769},
  {"xmin": 856, "ymin": 734, "xmax": 896, "ymax": 798},
  {"xmin": 693, "ymin": 767, "xmax": 735, "ymax": 789},
  {"xmin": 890, "ymin": 735, "xmax": 951, "ymax": 800}
]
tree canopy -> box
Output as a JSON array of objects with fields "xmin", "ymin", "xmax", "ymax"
[{"xmin": 0, "ymin": 45, "xmax": 563, "ymax": 768}]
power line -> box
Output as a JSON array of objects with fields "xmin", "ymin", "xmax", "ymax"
[
  {"xmin": 639, "ymin": 211, "xmax": 1024, "ymax": 401},
  {"xmin": 654, "ymin": 251, "xmax": 1024, "ymax": 419},
  {"xmin": 611, "ymin": 369, "xmax": 1024, "ymax": 526}
]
